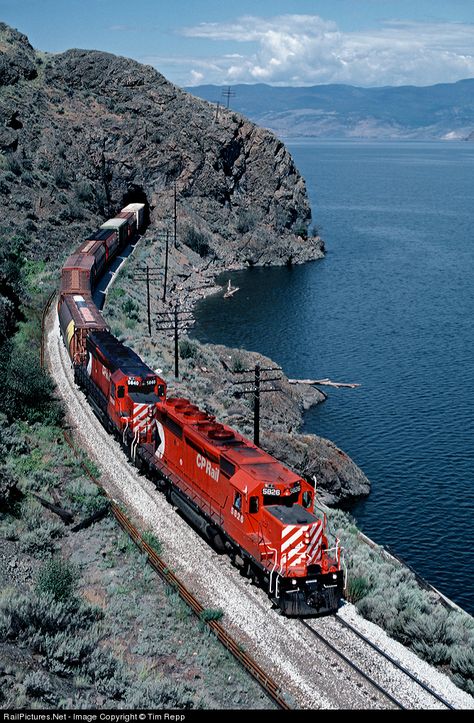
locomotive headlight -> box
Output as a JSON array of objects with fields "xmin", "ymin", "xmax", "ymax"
[{"xmin": 292, "ymin": 579, "xmax": 297, "ymax": 586}]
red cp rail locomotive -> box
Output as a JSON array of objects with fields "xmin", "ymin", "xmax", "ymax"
[{"xmin": 58, "ymin": 203, "xmax": 345, "ymax": 615}]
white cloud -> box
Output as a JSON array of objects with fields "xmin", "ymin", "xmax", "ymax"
[
  {"xmin": 190, "ymin": 69, "xmax": 204, "ymax": 84},
  {"xmin": 178, "ymin": 14, "xmax": 474, "ymax": 86}
]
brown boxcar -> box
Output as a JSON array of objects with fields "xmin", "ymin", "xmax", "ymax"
[
  {"xmin": 122, "ymin": 202, "xmax": 145, "ymax": 230},
  {"xmin": 84, "ymin": 229, "xmax": 119, "ymax": 262},
  {"xmin": 117, "ymin": 211, "xmax": 137, "ymax": 241},
  {"xmin": 60, "ymin": 253, "xmax": 94, "ymax": 295},
  {"xmin": 58, "ymin": 293, "xmax": 107, "ymax": 365},
  {"xmin": 100, "ymin": 217, "xmax": 128, "ymax": 248}
]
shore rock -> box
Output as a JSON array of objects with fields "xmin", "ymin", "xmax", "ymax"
[{"xmin": 261, "ymin": 431, "xmax": 371, "ymax": 506}]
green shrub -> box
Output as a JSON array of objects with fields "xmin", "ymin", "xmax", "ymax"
[
  {"xmin": 6, "ymin": 154, "xmax": 22, "ymax": 177},
  {"xmin": 36, "ymin": 558, "xmax": 76, "ymax": 601},
  {"xmin": 75, "ymin": 180, "xmax": 93, "ymax": 203},
  {"xmin": 66, "ymin": 478, "xmax": 104, "ymax": 515},
  {"xmin": 200, "ymin": 608, "xmax": 224, "ymax": 623},
  {"xmin": 20, "ymin": 521, "xmax": 64, "ymax": 558},
  {"xmin": 231, "ymin": 354, "xmax": 245, "ymax": 373},
  {"xmin": 122, "ymin": 297, "xmax": 139, "ymax": 320},
  {"xmin": 294, "ymin": 225, "xmax": 308, "ymax": 240},
  {"xmin": 125, "ymin": 679, "xmax": 195, "ymax": 709},
  {"xmin": 108, "ymin": 286, "xmax": 125, "ymax": 302},
  {"xmin": 142, "ymin": 530, "xmax": 163, "ymax": 556},
  {"xmin": 451, "ymin": 646, "xmax": 474, "ymax": 695},
  {"xmin": 346, "ymin": 574, "xmax": 370, "ymax": 603},
  {"xmin": 23, "ymin": 670, "xmax": 58, "ymax": 705},
  {"xmin": 37, "ymin": 156, "xmax": 50, "ymax": 171},
  {"xmin": 0, "ymin": 466, "xmax": 18, "ymax": 508},
  {"xmin": 179, "ymin": 339, "xmax": 198, "ymax": 360},
  {"xmin": 183, "ymin": 226, "xmax": 213, "ymax": 258},
  {"xmin": 236, "ymin": 209, "xmax": 257, "ymax": 234},
  {"xmin": 0, "ymin": 589, "xmax": 101, "ymax": 642},
  {"xmin": 0, "ymin": 339, "xmax": 62, "ymax": 424},
  {"xmin": 54, "ymin": 165, "xmax": 69, "ymax": 188}
]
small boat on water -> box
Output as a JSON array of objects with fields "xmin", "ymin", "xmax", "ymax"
[{"xmin": 223, "ymin": 279, "xmax": 239, "ymax": 298}]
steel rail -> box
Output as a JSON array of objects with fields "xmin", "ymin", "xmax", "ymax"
[
  {"xmin": 300, "ymin": 619, "xmax": 405, "ymax": 710},
  {"xmin": 40, "ymin": 291, "xmax": 56, "ymax": 368},
  {"xmin": 335, "ymin": 615, "xmax": 455, "ymax": 710},
  {"xmin": 60, "ymin": 430, "xmax": 291, "ymax": 710}
]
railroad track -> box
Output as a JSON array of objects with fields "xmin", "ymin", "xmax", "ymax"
[
  {"xmin": 61, "ymin": 429, "xmax": 291, "ymax": 711},
  {"xmin": 301, "ymin": 615, "xmax": 455, "ymax": 710}
]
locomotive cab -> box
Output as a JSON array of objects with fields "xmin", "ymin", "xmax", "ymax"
[
  {"xmin": 84, "ymin": 331, "xmax": 166, "ymax": 446},
  {"xmin": 237, "ymin": 471, "xmax": 344, "ymax": 616},
  {"xmin": 109, "ymin": 370, "xmax": 166, "ymax": 446}
]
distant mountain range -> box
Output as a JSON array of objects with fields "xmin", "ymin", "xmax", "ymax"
[{"xmin": 186, "ymin": 79, "xmax": 474, "ymax": 140}]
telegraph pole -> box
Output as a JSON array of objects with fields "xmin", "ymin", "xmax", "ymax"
[
  {"xmin": 146, "ymin": 265, "xmax": 151, "ymax": 335},
  {"xmin": 232, "ymin": 363, "xmax": 282, "ymax": 446},
  {"xmin": 156, "ymin": 305, "xmax": 194, "ymax": 380},
  {"xmin": 173, "ymin": 183, "xmax": 177, "ymax": 248},
  {"xmin": 162, "ymin": 230, "xmax": 169, "ymax": 303},
  {"xmin": 254, "ymin": 364, "xmax": 261, "ymax": 446},
  {"xmin": 130, "ymin": 266, "xmax": 161, "ymax": 336},
  {"xmin": 174, "ymin": 305, "xmax": 179, "ymax": 379},
  {"xmin": 222, "ymin": 86, "xmax": 236, "ymax": 108}
]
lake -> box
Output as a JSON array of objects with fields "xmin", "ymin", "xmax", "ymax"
[{"xmin": 191, "ymin": 140, "xmax": 474, "ymax": 614}]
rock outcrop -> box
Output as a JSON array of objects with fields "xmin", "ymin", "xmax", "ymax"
[
  {"xmin": 261, "ymin": 431, "xmax": 370, "ymax": 506},
  {"xmin": 0, "ymin": 23, "xmax": 322, "ymax": 266}
]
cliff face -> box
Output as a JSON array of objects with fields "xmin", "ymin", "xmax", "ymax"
[{"xmin": 0, "ymin": 23, "xmax": 322, "ymax": 266}]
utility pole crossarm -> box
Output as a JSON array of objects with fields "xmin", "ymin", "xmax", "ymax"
[{"xmin": 231, "ymin": 362, "xmax": 283, "ymax": 446}]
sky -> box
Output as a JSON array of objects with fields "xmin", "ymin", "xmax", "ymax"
[{"xmin": 1, "ymin": 0, "xmax": 474, "ymax": 88}]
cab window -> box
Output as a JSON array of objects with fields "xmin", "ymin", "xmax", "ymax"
[
  {"xmin": 117, "ymin": 386, "xmax": 125, "ymax": 399},
  {"xmin": 233, "ymin": 491, "xmax": 242, "ymax": 512},
  {"xmin": 302, "ymin": 491, "xmax": 313, "ymax": 509},
  {"xmin": 249, "ymin": 496, "xmax": 259, "ymax": 514}
]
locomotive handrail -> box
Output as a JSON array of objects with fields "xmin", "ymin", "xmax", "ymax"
[{"xmin": 268, "ymin": 547, "xmax": 278, "ymax": 593}]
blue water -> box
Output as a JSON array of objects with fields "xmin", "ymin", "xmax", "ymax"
[{"xmin": 192, "ymin": 141, "xmax": 474, "ymax": 614}]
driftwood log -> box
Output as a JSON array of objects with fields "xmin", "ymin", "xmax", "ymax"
[
  {"xmin": 71, "ymin": 504, "xmax": 110, "ymax": 533},
  {"xmin": 288, "ymin": 378, "xmax": 360, "ymax": 389},
  {"xmin": 32, "ymin": 493, "xmax": 75, "ymax": 524}
]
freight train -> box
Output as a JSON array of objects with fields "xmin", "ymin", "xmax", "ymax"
[{"xmin": 58, "ymin": 203, "xmax": 345, "ymax": 615}]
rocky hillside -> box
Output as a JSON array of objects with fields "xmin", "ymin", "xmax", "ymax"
[{"xmin": 0, "ymin": 22, "xmax": 322, "ymax": 268}]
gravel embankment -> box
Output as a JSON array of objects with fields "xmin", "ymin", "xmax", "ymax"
[{"xmin": 46, "ymin": 310, "xmax": 473, "ymax": 710}]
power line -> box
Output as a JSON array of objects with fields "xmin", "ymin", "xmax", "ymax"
[
  {"xmin": 129, "ymin": 265, "xmax": 161, "ymax": 336},
  {"xmin": 232, "ymin": 363, "xmax": 283, "ymax": 446},
  {"xmin": 156, "ymin": 305, "xmax": 194, "ymax": 379},
  {"xmin": 222, "ymin": 86, "xmax": 236, "ymax": 108}
]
